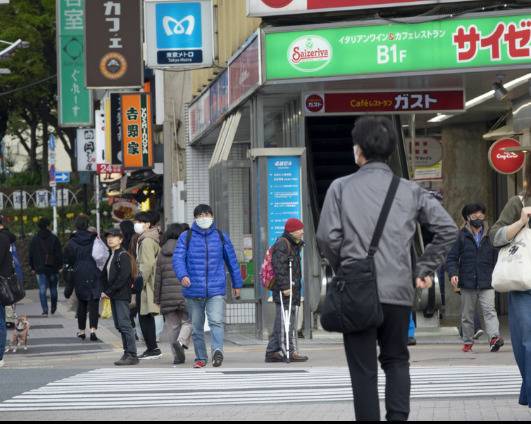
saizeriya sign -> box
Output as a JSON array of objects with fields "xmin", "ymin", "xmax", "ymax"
[{"xmin": 265, "ymin": 13, "xmax": 531, "ymax": 80}]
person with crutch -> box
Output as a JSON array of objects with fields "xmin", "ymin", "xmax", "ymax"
[{"xmin": 265, "ymin": 218, "xmax": 308, "ymax": 363}]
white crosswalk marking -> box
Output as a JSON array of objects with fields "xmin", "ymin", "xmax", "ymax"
[{"xmin": 0, "ymin": 366, "xmax": 522, "ymax": 412}]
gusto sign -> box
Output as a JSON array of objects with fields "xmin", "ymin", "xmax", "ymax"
[{"xmin": 488, "ymin": 138, "xmax": 525, "ymax": 175}]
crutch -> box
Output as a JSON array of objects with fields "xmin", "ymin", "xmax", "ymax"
[{"xmin": 279, "ymin": 259, "xmax": 294, "ymax": 363}]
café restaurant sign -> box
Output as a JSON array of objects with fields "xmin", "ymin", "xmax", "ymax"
[
  {"xmin": 266, "ymin": 13, "xmax": 531, "ymax": 81},
  {"xmin": 85, "ymin": 0, "xmax": 143, "ymax": 88},
  {"xmin": 248, "ymin": 0, "xmax": 474, "ymax": 16},
  {"xmin": 303, "ymin": 90, "xmax": 464, "ymax": 114},
  {"xmin": 488, "ymin": 138, "xmax": 525, "ymax": 175}
]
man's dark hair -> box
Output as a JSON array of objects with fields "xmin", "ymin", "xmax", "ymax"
[
  {"xmin": 194, "ymin": 204, "xmax": 214, "ymax": 218},
  {"xmin": 135, "ymin": 211, "xmax": 160, "ymax": 226},
  {"xmin": 74, "ymin": 214, "xmax": 90, "ymax": 231},
  {"xmin": 38, "ymin": 217, "xmax": 51, "ymax": 230},
  {"xmin": 352, "ymin": 116, "xmax": 398, "ymax": 162},
  {"xmin": 461, "ymin": 203, "xmax": 487, "ymax": 220},
  {"xmin": 162, "ymin": 223, "xmax": 190, "ymax": 244}
]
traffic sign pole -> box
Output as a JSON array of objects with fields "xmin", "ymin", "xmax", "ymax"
[{"xmin": 49, "ymin": 135, "xmax": 58, "ymax": 234}]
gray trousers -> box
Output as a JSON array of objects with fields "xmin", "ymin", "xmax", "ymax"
[
  {"xmin": 461, "ymin": 289, "xmax": 500, "ymax": 344},
  {"xmin": 111, "ymin": 300, "xmax": 137, "ymax": 356},
  {"xmin": 164, "ymin": 310, "xmax": 193, "ymax": 358},
  {"xmin": 267, "ymin": 304, "xmax": 297, "ymax": 354}
]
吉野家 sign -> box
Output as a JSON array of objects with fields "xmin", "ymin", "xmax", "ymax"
[
  {"xmin": 144, "ymin": 0, "xmax": 214, "ymax": 69},
  {"xmin": 121, "ymin": 93, "xmax": 154, "ymax": 170},
  {"xmin": 248, "ymin": 0, "xmax": 475, "ymax": 16},
  {"xmin": 56, "ymin": 0, "xmax": 93, "ymax": 127},
  {"xmin": 303, "ymin": 90, "xmax": 465, "ymax": 115},
  {"xmin": 488, "ymin": 138, "xmax": 525, "ymax": 175},
  {"xmin": 85, "ymin": 0, "xmax": 143, "ymax": 88},
  {"xmin": 265, "ymin": 13, "xmax": 531, "ymax": 81}
]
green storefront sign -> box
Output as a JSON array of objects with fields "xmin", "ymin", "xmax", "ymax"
[
  {"xmin": 265, "ymin": 13, "xmax": 531, "ymax": 81},
  {"xmin": 57, "ymin": 0, "xmax": 92, "ymax": 127}
]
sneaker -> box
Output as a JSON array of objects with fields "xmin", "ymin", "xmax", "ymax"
[
  {"xmin": 490, "ymin": 337, "xmax": 505, "ymax": 352},
  {"xmin": 462, "ymin": 344, "xmax": 473, "ymax": 353},
  {"xmin": 51, "ymin": 306, "xmax": 57, "ymax": 315},
  {"xmin": 41, "ymin": 312, "xmax": 49, "ymax": 317},
  {"xmin": 77, "ymin": 332, "xmax": 86, "ymax": 341},
  {"xmin": 474, "ymin": 329, "xmax": 484, "ymax": 340},
  {"xmin": 408, "ymin": 337, "xmax": 417, "ymax": 346},
  {"xmin": 139, "ymin": 349, "xmax": 163, "ymax": 360},
  {"xmin": 0, "ymin": 359, "xmax": 4, "ymax": 368},
  {"xmin": 290, "ymin": 352, "xmax": 309, "ymax": 363},
  {"xmin": 212, "ymin": 350, "xmax": 224, "ymax": 368},
  {"xmin": 265, "ymin": 352, "xmax": 285, "ymax": 363},
  {"xmin": 172, "ymin": 342, "xmax": 186, "ymax": 365},
  {"xmin": 90, "ymin": 333, "xmax": 103, "ymax": 343},
  {"xmin": 193, "ymin": 360, "xmax": 207, "ymax": 369},
  {"xmin": 115, "ymin": 354, "xmax": 139, "ymax": 366}
]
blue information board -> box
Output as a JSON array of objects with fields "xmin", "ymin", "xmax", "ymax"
[{"xmin": 267, "ymin": 156, "xmax": 302, "ymax": 247}]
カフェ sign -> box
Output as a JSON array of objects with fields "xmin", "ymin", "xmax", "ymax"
[
  {"xmin": 85, "ymin": 0, "xmax": 143, "ymax": 88},
  {"xmin": 248, "ymin": 0, "xmax": 475, "ymax": 16}
]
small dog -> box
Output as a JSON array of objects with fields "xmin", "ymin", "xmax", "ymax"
[{"xmin": 6, "ymin": 315, "xmax": 30, "ymax": 353}]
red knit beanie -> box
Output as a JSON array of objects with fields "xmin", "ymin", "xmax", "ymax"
[{"xmin": 285, "ymin": 218, "xmax": 304, "ymax": 233}]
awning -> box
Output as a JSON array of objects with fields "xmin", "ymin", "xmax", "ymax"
[
  {"xmin": 483, "ymin": 124, "xmax": 521, "ymax": 141},
  {"xmin": 209, "ymin": 111, "xmax": 242, "ymax": 168}
]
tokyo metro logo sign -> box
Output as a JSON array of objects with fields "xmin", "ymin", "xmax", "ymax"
[{"xmin": 288, "ymin": 36, "xmax": 332, "ymax": 72}]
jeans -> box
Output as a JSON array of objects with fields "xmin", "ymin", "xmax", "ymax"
[
  {"xmin": 187, "ymin": 296, "xmax": 225, "ymax": 362},
  {"xmin": 111, "ymin": 300, "xmax": 137, "ymax": 356},
  {"xmin": 0, "ymin": 304, "xmax": 5, "ymax": 361},
  {"xmin": 343, "ymin": 304, "xmax": 411, "ymax": 422},
  {"xmin": 37, "ymin": 274, "xmax": 59, "ymax": 314},
  {"xmin": 267, "ymin": 303, "xmax": 297, "ymax": 354},
  {"xmin": 509, "ymin": 291, "xmax": 531, "ymax": 407}
]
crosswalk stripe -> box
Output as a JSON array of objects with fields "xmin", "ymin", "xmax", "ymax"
[{"xmin": 0, "ymin": 366, "xmax": 522, "ymax": 412}]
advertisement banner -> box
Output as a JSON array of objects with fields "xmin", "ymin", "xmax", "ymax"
[
  {"xmin": 210, "ymin": 71, "xmax": 229, "ymax": 123},
  {"xmin": 57, "ymin": 0, "xmax": 93, "ymax": 127},
  {"xmin": 85, "ymin": 0, "xmax": 143, "ymax": 88},
  {"xmin": 248, "ymin": 0, "xmax": 474, "ymax": 16},
  {"xmin": 76, "ymin": 128, "xmax": 97, "ymax": 172},
  {"xmin": 267, "ymin": 157, "xmax": 302, "ymax": 246},
  {"xmin": 265, "ymin": 13, "xmax": 531, "ymax": 81},
  {"xmin": 189, "ymin": 90, "xmax": 211, "ymax": 142},
  {"xmin": 121, "ymin": 93, "xmax": 154, "ymax": 170},
  {"xmin": 229, "ymin": 35, "xmax": 260, "ymax": 108},
  {"xmin": 144, "ymin": 0, "xmax": 214, "ymax": 69},
  {"xmin": 104, "ymin": 93, "xmax": 123, "ymax": 165},
  {"xmin": 303, "ymin": 90, "xmax": 465, "ymax": 115}
]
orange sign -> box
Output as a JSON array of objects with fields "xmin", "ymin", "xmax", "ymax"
[{"xmin": 121, "ymin": 93, "xmax": 153, "ymax": 170}]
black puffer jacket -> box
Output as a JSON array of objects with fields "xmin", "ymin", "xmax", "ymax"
[
  {"xmin": 272, "ymin": 233, "xmax": 303, "ymax": 306},
  {"xmin": 446, "ymin": 226, "xmax": 498, "ymax": 290},
  {"xmin": 102, "ymin": 248, "xmax": 133, "ymax": 302},
  {"xmin": 155, "ymin": 239, "xmax": 186, "ymax": 315},
  {"xmin": 64, "ymin": 231, "xmax": 101, "ymax": 301}
]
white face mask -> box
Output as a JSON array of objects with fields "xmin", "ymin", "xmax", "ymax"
[
  {"xmin": 134, "ymin": 223, "xmax": 145, "ymax": 235},
  {"xmin": 196, "ymin": 217, "xmax": 214, "ymax": 230}
]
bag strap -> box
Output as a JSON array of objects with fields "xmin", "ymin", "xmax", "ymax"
[{"xmin": 368, "ymin": 175, "xmax": 401, "ymax": 258}]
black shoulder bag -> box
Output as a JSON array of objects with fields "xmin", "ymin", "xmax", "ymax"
[{"xmin": 320, "ymin": 175, "xmax": 400, "ymax": 334}]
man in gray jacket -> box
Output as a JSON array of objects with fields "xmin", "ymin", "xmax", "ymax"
[{"xmin": 317, "ymin": 116, "xmax": 457, "ymax": 422}]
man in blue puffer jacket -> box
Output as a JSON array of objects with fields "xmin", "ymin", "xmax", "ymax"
[{"xmin": 173, "ymin": 204, "xmax": 243, "ymax": 369}]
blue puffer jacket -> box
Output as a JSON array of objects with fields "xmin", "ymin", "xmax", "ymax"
[{"xmin": 172, "ymin": 223, "xmax": 243, "ymax": 299}]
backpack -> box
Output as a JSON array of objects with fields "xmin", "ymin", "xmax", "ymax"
[{"xmin": 260, "ymin": 238, "xmax": 292, "ymax": 291}]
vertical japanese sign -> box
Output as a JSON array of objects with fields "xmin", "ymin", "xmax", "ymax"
[
  {"xmin": 76, "ymin": 128, "xmax": 96, "ymax": 171},
  {"xmin": 121, "ymin": 93, "xmax": 154, "ymax": 170},
  {"xmin": 267, "ymin": 157, "xmax": 302, "ymax": 246},
  {"xmin": 85, "ymin": 0, "xmax": 143, "ymax": 88},
  {"xmin": 57, "ymin": 0, "xmax": 93, "ymax": 127},
  {"xmin": 108, "ymin": 93, "xmax": 123, "ymax": 165}
]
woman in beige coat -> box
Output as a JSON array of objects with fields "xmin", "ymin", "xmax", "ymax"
[{"xmin": 134, "ymin": 211, "xmax": 162, "ymax": 360}]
